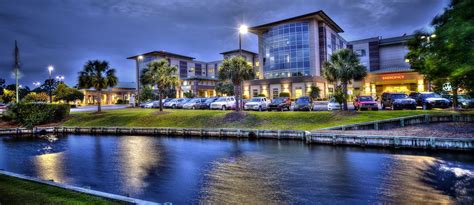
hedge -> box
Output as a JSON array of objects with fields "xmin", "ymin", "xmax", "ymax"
[{"xmin": 3, "ymin": 103, "xmax": 70, "ymax": 128}]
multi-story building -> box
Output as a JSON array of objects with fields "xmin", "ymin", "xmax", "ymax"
[
  {"xmin": 127, "ymin": 49, "xmax": 258, "ymax": 98},
  {"xmin": 349, "ymin": 35, "xmax": 427, "ymax": 98},
  {"xmin": 244, "ymin": 10, "xmax": 347, "ymax": 99}
]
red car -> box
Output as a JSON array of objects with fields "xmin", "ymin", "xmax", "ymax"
[{"xmin": 353, "ymin": 96, "xmax": 379, "ymax": 111}]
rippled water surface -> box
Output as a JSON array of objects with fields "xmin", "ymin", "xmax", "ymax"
[{"xmin": 0, "ymin": 134, "xmax": 473, "ymax": 204}]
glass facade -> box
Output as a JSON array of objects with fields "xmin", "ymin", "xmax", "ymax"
[{"xmin": 262, "ymin": 22, "xmax": 310, "ymax": 79}]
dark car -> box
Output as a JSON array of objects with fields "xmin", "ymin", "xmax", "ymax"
[
  {"xmin": 381, "ymin": 92, "xmax": 417, "ymax": 110},
  {"xmin": 293, "ymin": 96, "xmax": 313, "ymax": 111},
  {"xmin": 176, "ymin": 98, "xmax": 191, "ymax": 109},
  {"xmin": 442, "ymin": 94, "xmax": 474, "ymax": 108},
  {"xmin": 267, "ymin": 97, "xmax": 291, "ymax": 111},
  {"xmin": 409, "ymin": 92, "xmax": 450, "ymax": 110},
  {"xmin": 196, "ymin": 97, "xmax": 218, "ymax": 109}
]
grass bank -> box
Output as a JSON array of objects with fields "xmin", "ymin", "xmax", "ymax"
[
  {"xmin": 0, "ymin": 174, "xmax": 124, "ymax": 205},
  {"xmin": 62, "ymin": 108, "xmax": 466, "ymax": 131}
]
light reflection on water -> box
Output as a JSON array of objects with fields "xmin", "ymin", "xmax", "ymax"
[{"xmin": 0, "ymin": 135, "xmax": 473, "ymax": 204}]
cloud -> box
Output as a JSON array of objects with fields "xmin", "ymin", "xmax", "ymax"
[{"xmin": 0, "ymin": 0, "xmax": 449, "ymax": 86}]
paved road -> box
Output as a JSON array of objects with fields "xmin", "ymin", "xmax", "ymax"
[{"xmin": 71, "ymin": 105, "xmax": 129, "ymax": 112}]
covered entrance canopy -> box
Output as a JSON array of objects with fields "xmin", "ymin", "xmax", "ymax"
[{"xmin": 362, "ymin": 71, "xmax": 426, "ymax": 97}]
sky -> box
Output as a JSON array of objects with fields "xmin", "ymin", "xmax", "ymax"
[{"xmin": 0, "ymin": 0, "xmax": 449, "ymax": 87}]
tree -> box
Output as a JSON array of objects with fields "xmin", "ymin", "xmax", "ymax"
[
  {"xmin": 78, "ymin": 60, "xmax": 118, "ymax": 112},
  {"xmin": 218, "ymin": 57, "xmax": 255, "ymax": 111},
  {"xmin": 333, "ymin": 86, "xmax": 346, "ymax": 110},
  {"xmin": 215, "ymin": 81, "xmax": 234, "ymax": 96},
  {"xmin": 139, "ymin": 86, "xmax": 156, "ymax": 102},
  {"xmin": 309, "ymin": 85, "xmax": 321, "ymax": 101},
  {"xmin": 406, "ymin": 0, "xmax": 474, "ymax": 109},
  {"xmin": 23, "ymin": 92, "xmax": 49, "ymax": 102},
  {"xmin": 140, "ymin": 59, "xmax": 179, "ymax": 112},
  {"xmin": 183, "ymin": 92, "xmax": 195, "ymax": 98},
  {"xmin": 323, "ymin": 49, "xmax": 367, "ymax": 110},
  {"xmin": 0, "ymin": 78, "xmax": 5, "ymax": 96},
  {"xmin": 54, "ymin": 84, "xmax": 84, "ymax": 103}
]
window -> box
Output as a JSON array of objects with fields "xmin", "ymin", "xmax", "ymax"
[
  {"xmin": 355, "ymin": 49, "xmax": 366, "ymax": 57},
  {"xmin": 272, "ymin": 88, "xmax": 279, "ymax": 98},
  {"xmin": 252, "ymin": 89, "xmax": 258, "ymax": 97}
]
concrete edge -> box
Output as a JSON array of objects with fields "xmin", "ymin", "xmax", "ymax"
[{"xmin": 0, "ymin": 170, "xmax": 159, "ymax": 205}]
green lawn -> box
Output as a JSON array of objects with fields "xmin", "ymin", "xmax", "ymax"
[
  {"xmin": 62, "ymin": 108, "xmax": 466, "ymax": 131},
  {"xmin": 0, "ymin": 174, "xmax": 125, "ymax": 205}
]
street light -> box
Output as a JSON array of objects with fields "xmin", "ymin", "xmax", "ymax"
[
  {"xmin": 238, "ymin": 24, "xmax": 248, "ymax": 57},
  {"xmin": 420, "ymin": 33, "xmax": 436, "ymax": 43},
  {"xmin": 56, "ymin": 75, "xmax": 65, "ymax": 83},
  {"xmin": 48, "ymin": 65, "xmax": 54, "ymax": 103},
  {"xmin": 136, "ymin": 55, "xmax": 144, "ymax": 106}
]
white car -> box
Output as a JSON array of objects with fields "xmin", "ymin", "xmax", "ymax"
[
  {"xmin": 327, "ymin": 98, "xmax": 341, "ymax": 111},
  {"xmin": 244, "ymin": 97, "xmax": 270, "ymax": 111},
  {"xmin": 210, "ymin": 96, "xmax": 236, "ymax": 110}
]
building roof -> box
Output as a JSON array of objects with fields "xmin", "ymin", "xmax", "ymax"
[
  {"xmin": 370, "ymin": 67, "xmax": 414, "ymax": 74},
  {"xmin": 114, "ymin": 82, "xmax": 136, "ymax": 89},
  {"xmin": 349, "ymin": 34, "xmax": 414, "ymax": 45},
  {"xmin": 126, "ymin": 50, "xmax": 195, "ymax": 60},
  {"xmin": 249, "ymin": 10, "xmax": 343, "ymax": 33},
  {"xmin": 220, "ymin": 49, "xmax": 258, "ymax": 56},
  {"xmin": 379, "ymin": 35, "xmax": 414, "ymax": 46}
]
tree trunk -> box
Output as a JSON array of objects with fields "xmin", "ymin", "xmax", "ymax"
[
  {"xmin": 234, "ymin": 83, "xmax": 240, "ymax": 111},
  {"xmin": 159, "ymin": 92, "xmax": 163, "ymax": 112},
  {"xmin": 452, "ymin": 86, "xmax": 458, "ymax": 110},
  {"xmin": 97, "ymin": 90, "xmax": 102, "ymax": 112},
  {"xmin": 342, "ymin": 83, "xmax": 348, "ymax": 111}
]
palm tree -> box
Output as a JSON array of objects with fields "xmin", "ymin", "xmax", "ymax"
[
  {"xmin": 140, "ymin": 59, "xmax": 179, "ymax": 112},
  {"xmin": 323, "ymin": 49, "xmax": 367, "ymax": 110},
  {"xmin": 218, "ymin": 57, "xmax": 255, "ymax": 111},
  {"xmin": 78, "ymin": 60, "xmax": 118, "ymax": 112}
]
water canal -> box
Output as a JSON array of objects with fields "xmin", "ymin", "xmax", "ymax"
[{"xmin": 0, "ymin": 134, "xmax": 473, "ymax": 204}]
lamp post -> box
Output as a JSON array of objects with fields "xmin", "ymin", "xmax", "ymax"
[
  {"xmin": 56, "ymin": 75, "xmax": 65, "ymax": 83},
  {"xmin": 239, "ymin": 25, "xmax": 248, "ymax": 57},
  {"xmin": 136, "ymin": 55, "xmax": 144, "ymax": 107},
  {"xmin": 48, "ymin": 65, "xmax": 54, "ymax": 103},
  {"xmin": 237, "ymin": 24, "xmax": 248, "ymax": 111}
]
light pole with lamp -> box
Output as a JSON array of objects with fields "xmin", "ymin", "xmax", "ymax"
[
  {"xmin": 48, "ymin": 65, "xmax": 54, "ymax": 103},
  {"xmin": 237, "ymin": 24, "xmax": 248, "ymax": 110},
  {"xmin": 56, "ymin": 75, "xmax": 65, "ymax": 84},
  {"xmin": 136, "ymin": 55, "xmax": 144, "ymax": 107}
]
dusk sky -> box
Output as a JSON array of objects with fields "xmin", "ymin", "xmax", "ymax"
[{"xmin": 0, "ymin": 0, "xmax": 449, "ymax": 87}]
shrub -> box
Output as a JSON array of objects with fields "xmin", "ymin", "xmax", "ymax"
[
  {"xmin": 3, "ymin": 103, "xmax": 70, "ymax": 128},
  {"xmin": 23, "ymin": 92, "xmax": 49, "ymax": 102},
  {"xmin": 279, "ymin": 92, "xmax": 290, "ymax": 97}
]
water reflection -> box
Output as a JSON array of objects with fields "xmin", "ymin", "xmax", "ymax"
[
  {"xmin": 0, "ymin": 135, "xmax": 472, "ymax": 204},
  {"xmin": 118, "ymin": 136, "xmax": 163, "ymax": 196},
  {"xmin": 33, "ymin": 152, "xmax": 66, "ymax": 183}
]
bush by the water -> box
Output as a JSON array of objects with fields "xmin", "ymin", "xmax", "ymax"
[{"xmin": 2, "ymin": 103, "xmax": 70, "ymax": 128}]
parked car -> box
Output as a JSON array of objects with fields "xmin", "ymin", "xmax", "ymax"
[
  {"xmin": 381, "ymin": 92, "xmax": 417, "ymax": 110},
  {"xmin": 442, "ymin": 94, "xmax": 474, "ymax": 108},
  {"xmin": 196, "ymin": 97, "xmax": 218, "ymax": 109},
  {"xmin": 353, "ymin": 96, "xmax": 378, "ymax": 111},
  {"xmin": 176, "ymin": 98, "xmax": 191, "ymax": 109},
  {"xmin": 267, "ymin": 97, "xmax": 291, "ymax": 111},
  {"xmin": 244, "ymin": 97, "xmax": 270, "ymax": 111},
  {"xmin": 409, "ymin": 92, "xmax": 450, "ymax": 110},
  {"xmin": 293, "ymin": 96, "xmax": 313, "ymax": 111},
  {"xmin": 210, "ymin": 96, "xmax": 236, "ymax": 110},
  {"xmin": 327, "ymin": 98, "xmax": 341, "ymax": 111},
  {"xmin": 183, "ymin": 98, "xmax": 206, "ymax": 109},
  {"xmin": 140, "ymin": 101, "xmax": 153, "ymax": 108},
  {"xmin": 163, "ymin": 98, "xmax": 178, "ymax": 108}
]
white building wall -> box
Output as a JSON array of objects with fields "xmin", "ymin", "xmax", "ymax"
[
  {"xmin": 379, "ymin": 45, "xmax": 410, "ymax": 69},
  {"xmin": 352, "ymin": 43, "xmax": 370, "ymax": 69}
]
